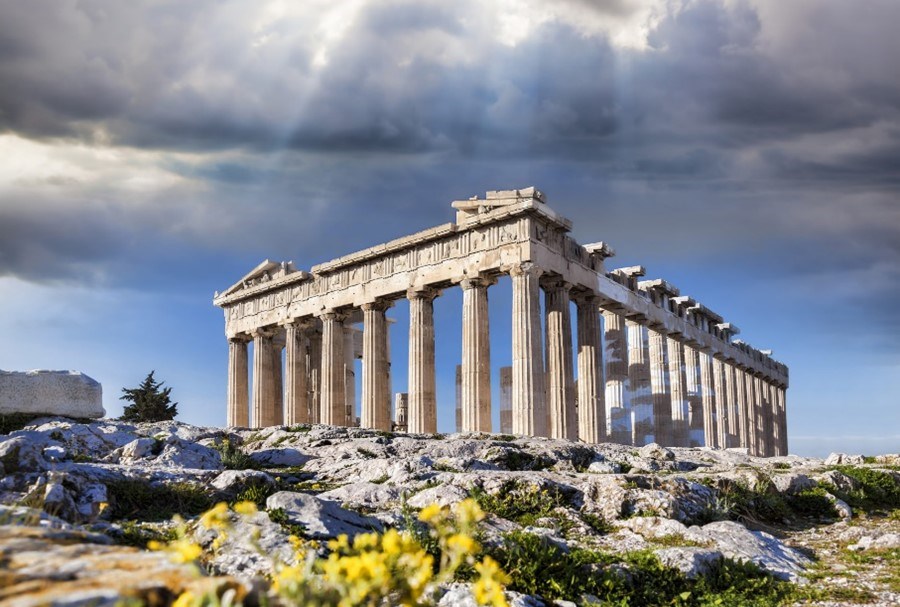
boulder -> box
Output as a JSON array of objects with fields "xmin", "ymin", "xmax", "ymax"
[
  {"xmin": 0, "ymin": 370, "xmax": 103, "ymax": 418},
  {"xmin": 210, "ymin": 470, "xmax": 275, "ymax": 494},
  {"xmin": 249, "ymin": 448, "xmax": 308, "ymax": 468},
  {"xmin": 265, "ymin": 491, "xmax": 382, "ymax": 539},
  {"xmin": 655, "ymin": 547, "xmax": 723, "ymax": 578},
  {"xmin": 318, "ymin": 482, "xmax": 401, "ymax": 511},
  {"xmin": 824, "ymin": 453, "xmax": 865, "ymax": 466}
]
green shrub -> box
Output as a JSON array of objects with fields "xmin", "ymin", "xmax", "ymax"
[
  {"xmin": 119, "ymin": 371, "xmax": 178, "ymax": 423},
  {"xmin": 0, "ymin": 413, "xmax": 45, "ymax": 435},
  {"xmin": 233, "ymin": 481, "xmax": 275, "ymax": 507},
  {"xmin": 106, "ymin": 479, "xmax": 213, "ymax": 521},
  {"xmin": 493, "ymin": 448, "xmax": 553, "ymax": 471},
  {"xmin": 470, "ymin": 480, "xmax": 567, "ymax": 526},
  {"xmin": 824, "ymin": 466, "xmax": 900, "ymax": 513},
  {"xmin": 787, "ymin": 487, "xmax": 838, "ymax": 519},
  {"xmin": 267, "ymin": 506, "xmax": 308, "ymax": 537},
  {"xmin": 213, "ymin": 438, "xmax": 260, "ymax": 470}
]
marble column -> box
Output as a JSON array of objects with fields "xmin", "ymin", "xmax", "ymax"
[
  {"xmin": 283, "ymin": 321, "xmax": 309, "ymax": 425},
  {"xmin": 270, "ymin": 341, "xmax": 284, "ymax": 426},
  {"xmin": 667, "ymin": 338, "xmax": 690, "ymax": 447},
  {"xmin": 698, "ymin": 351, "xmax": 718, "ymax": 448},
  {"xmin": 251, "ymin": 329, "xmax": 275, "ymax": 429},
  {"xmin": 510, "ymin": 263, "xmax": 545, "ymax": 437},
  {"xmin": 769, "ymin": 381, "xmax": 782, "ymax": 456},
  {"xmin": 544, "ymin": 278, "xmax": 576, "ymax": 440},
  {"xmin": 777, "ymin": 385, "xmax": 788, "ymax": 456},
  {"xmin": 627, "ymin": 319, "xmax": 652, "ymax": 446},
  {"xmin": 602, "ymin": 309, "xmax": 630, "ymax": 444},
  {"xmin": 307, "ymin": 330, "xmax": 322, "ymax": 424},
  {"xmin": 733, "ymin": 366, "xmax": 748, "ymax": 450},
  {"xmin": 407, "ymin": 288, "xmax": 438, "ymax": 434},
  {"xmin": 361, "ymin": 301, "xmax": 391, "ymax": 431},
  {"xmin": 344, "ymin": 327, "xmax": 357, "ymax": 427},
  {"xmin": 756, "ymin": 375, "xmax": 772, "ymax": 456},
  {"xmin": 712, "ymin": 356, "xmax": 729, "ymax": 448},
  {"xmin": 724, "ymin": 362, "xmax": 738, "ymax": 447},
  {"xmin": 319, "ymin": 311, "xmax": 347, "ymax": 426},
  {"xmin": 499, "ymin": 367, "xmax": 513, "ymax": 434},
  {"xmin": 455, "ymin": 365, "xmax": 462, "ymax": 432},
  {"xmin": 648, "ymin": 325, "xmax": 672, "ymax": 446},
  {"xmin": 744, "ymin": 368, "xmax": 759, "ymax": 456},
  {"xmin": 575, "ymin": 294, "xmax": 604, "ymax": 443},
  {"xmin": 460, "ymin": 277, "xmax": 492, "ymax": 432},
  {"xmin": 226, "ymin": 336, "xmax": 249, "ymax": 427},
  {"xmin": 684, "ymin": 345, "xmax": 704, "ymax": 447}
]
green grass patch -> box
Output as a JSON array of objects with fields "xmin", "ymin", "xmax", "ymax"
[
  {"xmin": 824, "ymin": 466, "xmax": 900, "ymax": 513},
  {"xmin": 113, "ymin": 520, "xmax": 178, "ymax": 548},
  {"xmin": 106, "ymin": 479, "xmax": 214, "ymax": 521},
  {"xmin": 267, "ymin": 507, "xmax": 308, "ymax": 537},
  {"xmin": 470, "ymin": 480, "xmax": 567, "ymax": 526},
  {"xmin": 492, "ymin": 448, "xmax": 553, "ymax": 471},
  {"xmin": 212, "ymin": 438, "xmax": 260, "ymax": 470}
]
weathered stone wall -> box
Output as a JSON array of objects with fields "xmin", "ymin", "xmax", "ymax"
[{"xmin": 0, "ymin": 370, "xmax": 104, "ymax": 418}]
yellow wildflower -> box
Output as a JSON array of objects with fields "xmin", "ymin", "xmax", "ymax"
[
  {"xmin": 328, "ymin": 534, "xmax": 350, "ymax": 552},
  {"xmin": 199, "ymin": 501, "xmax": 230, "ymax": 530},
  {"xmin": 150, "ymin": 537, "xmax": 202, "ymax": 564},
  {"xmin": 233, "ymin": 501, "xmax": 258, "ymax": 516},
  {"xmin": 455, "ymin": 498, "xmax": 485, "ymax": 527},
  {"xmin": 352, "ymin": 532, "xmax": 379, "ymax": 551},
  {"xmin": 473, "ymin": 556, "xmax": 510, "ymax": 607},
  {"xmin": 446, "ymin": 533, "xmax": 479, "ymax": 556},
  {"xmin": 172, "ymin": 591, "xmax": 196, "ymax": 607},
  {"xmin": 418, "ymin": 503, "xmax": 443, "ymax": 524}
]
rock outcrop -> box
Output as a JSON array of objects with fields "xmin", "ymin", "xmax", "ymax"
[{"xmin": 0, "ymin": 370, "xmax": 104, "ymax": 418}]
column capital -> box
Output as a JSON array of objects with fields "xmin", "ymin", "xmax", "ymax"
[
  {"xmin": 540, "ymin": 275, "xmax": 573, "ymax": 292},
  {"xmin": 361, "ymin": 299, "xmax": 393, "ymax": 313},
  {"xmin": 228, "ymin": 333, "xmax": 251, "ymax": 344},
  {"xmin": 279, "ymin": 317, "xmax": 315, "ymax": 330},
  {"xmin": 250, "ymin": 327, "xmax": 276, "ymax": 339},
  {"xmin": 316, "ymin": 309, "xmax": 348, "ymax": 322},
  {"xmin": 571, "ymin": 290, "xmax": 600, "ymax": 307},
  {"xmin": 459, "ymin": 275, "xmax": 497, "ymax": 290},
  {"xmin": 406, "ymin": 286, "xmax": 441, "ymax": 301},
  {"xmin": 508, "ymin": 261, "xmax": 543, "ymax": 279}
]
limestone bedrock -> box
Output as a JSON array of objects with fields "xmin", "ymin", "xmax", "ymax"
[{"xmin": 0, "ymin": 370, "xmax": 104, "ymax": 418}]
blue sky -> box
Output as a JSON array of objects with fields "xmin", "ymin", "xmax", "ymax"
[{"xmin": 0, "ymin": 0, "xmax": 898, "ymax": 457}]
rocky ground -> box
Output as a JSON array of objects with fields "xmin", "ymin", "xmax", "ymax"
[{"xmin": 0, "ymin": 416, "xmax": 898, "ymax": 606}]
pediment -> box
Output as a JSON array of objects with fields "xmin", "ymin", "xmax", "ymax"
[{"xmin": 219, "ymin": 259, "xmax": 283, "ymax": 297}]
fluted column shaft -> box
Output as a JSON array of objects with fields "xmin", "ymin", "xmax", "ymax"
[
  {"xmin": 684, "ymin": 345, "xmax": 704, "ymax": 447},
  {"xmin": 627, "ymin": 320, "xmax": 652, "ymax": 446},
  {"xmin": 712, "ymin": 357, "xmax": 728, "ymax": 448},
  {"xmin": 510, "ymin": 263, "xmax": 546, "ymax": 437},
  {"xmin": 307, "ymin": 331, "xmax": 322, "ymax": 424},
  {"xmin": 744, "ymin": 369, "xmax": 759, "ymax": 455},
  {"xmin": 320, "ymin": 312, "xmax": 347, "ymax": 426},
  {"xmin": 698, "ymin": 351, "xmax": 718, "ymax": 447},
  {"xmin": 408, "ymin": 288, "xmax": 438, "ymax": 434},
  {"xmin": 733, "ymin": 367, "xmax": 748, "ymax": 450},
  {"xmin": 603, "ymin": 310, "xmax": 630, "ymax": 444},
  {"xmin": 344, "ymin": 327, "xmax": 357, "ymax": 427},
  {"xmin": 667, "ymin": 338, "xmax": 690, "ymax": 447},
  {"xmin": 769, "ymin": 382, "xmax": 782, "ymax": 456},
  {"xmin": 648, "ymin": 326, "xmax": 672, "ymax": 446},
  {"xmin": 724, "ymin": 362, "xmax": 738, "ymax": 446},
  {"xmin": 284, "ymin": 322, "xmax": 309, "ymax": 425},
  {"xmin": 756, "ymin": 375, "xmax": 772, "ymax": 456},
  {"xmin": 544, "ymin": 279, "xmax": 576, "ymax": 440},
  {"xmin": 576, "ymin": 295, "xmax": 604, "ymax": 443},
  {"xmin": 461, "ymin": 277, "xmax": 492, "ymax": 432},
  {"xmin": 777, "ymin": 385, "xmax": 788, "ymax": 456},
  {"xmin": 227, "ymin": 336, "xmax": 249, "ymax": 427},
  {"xmin": 361, "ymin": 302, "xmax": 391, "ymax": 431},
  {"xmin": 270, "ymin": 341, "xmax": 284, "ymax": 427},
  {"xmin": 251, "ymin": 330, "xmax": 275, "ymax": 429}
]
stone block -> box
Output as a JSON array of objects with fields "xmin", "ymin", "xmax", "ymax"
[{"xmin": 0, "ymin": 370, "xmax": 103, "ymax": 418}]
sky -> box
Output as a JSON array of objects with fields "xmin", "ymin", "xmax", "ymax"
[{"xmin": 0, "ymin": 0, "xmax": 898, "ymax": 458}]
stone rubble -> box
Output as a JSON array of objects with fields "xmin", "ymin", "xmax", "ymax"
[{"xmin": 0, "ymin": 417, "xmax": 897, "ymax": 605}]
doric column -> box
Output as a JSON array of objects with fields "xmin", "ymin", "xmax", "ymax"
[
  {"xmin": 344, "ymin": 326, "xmax": 357, "ymax": 427},
  {"xmin": 698, "ymin": 351, "xmax": 718, "ymax": 448},
  {"xmin": 407, "ymin": 287, "xmax": 439, "ymax": 434},
  {"xmin": 602, "ymin": 309, "xmax": 631, "ymax": 444},
  {"xmin": 283, "ymin": 321, "xmax": 310, "ymax": 425},
  {"xmin": 712, "ymin": 356, "xmax": 729, "ymax": 448},
  {"xmin": 361, "ymin": 301, "xmax": 391, "ymax": 431},
  {"xmin": 777, "ymin": 384, "xmax": 788, "ymax": 456},
  {"xmin": 454, "ymin": 365, "xmax": 462, "ymax": 432},
  {"xmin": 724, "ymin": 362, "xmax": 738, "ymax": 446},
  {"xmin": 460, "ymin": 276, "xmax": 492, "ymax": 432},
  {"xmin": 251, "ymin": 329, "xmax": 275, "ymax": 429},
  {"xmin": 307, "ymin": 329, "xmax": 322, "ymax": 424},
  {"xmin": 627, "ymin": 319, "xmax": 652, "ymax": 446},
  {"xmin": 319, "ymin": 310, "xmax": 347, "ymax": 426},
  {"xmin": 744, "ymin": 368, "xmax": 759, "ymax": 455},
  {"xmin": 544, "ymin": 277, "xmax": 576, "ymax": 440},
  {"xmin": 226, "ymin": 335, "xmax": 249, "ymax": 427},
  {"xmin": 667, "ymin": 338, "xmax": 690, "ymax": 447},
  {"xmin": 733, "ymin": 366, "xmax": 748, "ymax": 450},
  {"xmin": 575, "ymin": 293, "xmax": 604, "ymax": 443},
  {"xmin": 499, "ymin": 367, "xmax": 513, "ymax": 434},
  {"xmin": 510, "ymin": 263, "xmax": 546, "ymax": 437},
  {"xmin": 769, "ymin": 381, "xmax": 782, "ymax": 456},
  {"xmin": 648, "ymin": 325, "xmax": 672, "ymax": 446},
  {"xmin": 270, "ymin": 340, "xmax": 284, "ymax": 427},
  {"xmin": 756, "ymin": 374, "xmax": 772, "ymax": 456},
  {"xmin": 684, "ymin": 345, "xmax": 704, "ymax": 447}
]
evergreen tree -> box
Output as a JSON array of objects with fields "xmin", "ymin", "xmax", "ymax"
[{"xmin": 120, "ymin": 371, "xmax": 178, "ymax": 422}]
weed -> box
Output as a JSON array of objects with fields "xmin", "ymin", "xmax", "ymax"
[
  {"xmin": 356, "ymin": 447, "xmax": 378, "ymax": 459},
  {"xmin": 267, "ymin": 506, "xmax": 308, "ymax": 537},
  {"xmin": 433, "ymin": 461, "xmax": 460, "ymax": 473},
  {"xmin": 493, "ymin": 449, "xmax": 553, "ymax": 472},
  {"xmin": 233, "ymin": 482, "xmax": 275, "ymax": 507},
  {"xmin": 786, "ymin": 486, "xmax": 838, "ymax": 519},
  {"xmin": 494, "ymin": 435, "xmax": 516, "ymax": 442},
  {"xmin": 580, "ymin": 511, "xmax": 613, "ymax": 535},
  {"xmin": 113, "ymin": 520, "xmax": 178, "ymax": 548},
  {"xmin": 285, "ymin": 424, "xmax": 312, "ymax": 433},
  {"xmin": 470, "ymin": 480, "xmax": 567, "ymax": 526},
  {"xmin": 772, "ymin": 462, "xmax": 791, "ymax": 470},
  {"xmin": 823, "ymin": 466, "xmax": 900, "ymax": 513},
  {"xmin": 106, "ymin": 479, "xmax": 214, "ymax": 521},
  {"xmin": 371, "ymin": 474, "xmax": 390, "ymax": 484},
  {"xmin": 213, "ymin": 438, "xmax": 260, "ymax": 470}
]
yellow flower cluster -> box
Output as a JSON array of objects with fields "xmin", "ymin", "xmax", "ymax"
[
  {"xmin": 148, "ymin": 537, "xmax": 202, "ymax": 564},
  {"xmin": 164, "ymin": 498, "xmax": 509, "ymax": 606}
]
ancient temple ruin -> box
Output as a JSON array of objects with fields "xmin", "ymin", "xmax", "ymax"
[{"xmin": 214, "ymin": 188, "xmax": 789, "ymax": 456}]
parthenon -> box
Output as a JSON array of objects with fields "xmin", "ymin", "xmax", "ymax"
[{"xmin": 214, "ymin": 188, "xmax": 789, "ymax": 456}]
